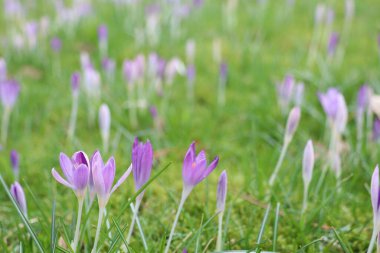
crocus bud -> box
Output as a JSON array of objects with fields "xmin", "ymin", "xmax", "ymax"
[
  {"xmin": 99, "ymin": 104, "xmax": 111, "ymax": 149},
  {"xmin": 0, "ymin": 80, "xmax": 20, "ymax": 109},
  {"xmin": 83, "ymin": 67, "xmax": 101, "ymax": 99},
  {"xmin": 220, "ymin": 62, "xmax": 228, "ymax": 83},
  {"xmin": 132, "ymin": 138, "xmax": 153, "ymax": 193},
  {"xmin": 98, "ymin": 24, "xmax": 108, "ymax": 42},
  {"xmin": 315, "ymin": 4, "xmax": 326, "ymax": 25},
  {"xmin": 327, "ymin": 32, "xmax": 339, "ymax": 56},
  {"xmin": 71, "ymin": 72, "xmax": 80, "ymax": 95},
  {"xmin": 318, "ymin": 88, "xmax": 347, "ymax": 133},
  {"xmin": 357, "ymin": 85, "xmax": 371, "ymax": 113},
  {"xmin": 285, "ymin": 107, "xmax": 301, "ymax": 141},
  {"xmin": 373, "ymin": 117, "xmax": 380, "ymax": 142},
  {"xmin": 149, "ymin": 106, "xmax": 158, "ymax": 119},
  {"xmin": 335, "ymin": 94, "xmax": 348, "ymax": 134},
  {"xmin": 102, "ymin": 58, "xmax": 115, "ymax": 76},
  {"xmin": 80, "ymin": 52, "xmax": 93, "ymax": 70},
  {"xmin": 216, "ymin": 170, "xmax": 227, "ymax": 213},
  {"xmin": 187, "ymin": 64, "xmax": 195, "ymax": 84},
  {"xmin": 10, "ymin": 182, "xmax": 27, "ymax": 217},
  {"xmin": 371, "ymin": 165, "xmax": 380, "ymax": 226},
  {"xmin": 0, "ymin": 58, "xmax": 7, "ymax": 82},
  {"xmin": 123, "ymin": 60, "xmax": 137, "ymax": 85},
  {"xmin": 277, "ymin": 75, "xmax": 295, "ymax": 109},
  {"xmin": 50, "ymin": 37, "xmax": 61, "ymax": 53},
  {"xmin": 294, "ymin": 82, "xmax": 304, "ymax": 106},
  {"xmin": 302, "ymin": 140, "xmax": 314, "ymax": 187},
  {"xmin": 10, "ymin": 150, "xmax": 19, "ymax": 175},
  {"xmin": 186, "ymin": 39, "xmax": 196, "ymax": 64}
]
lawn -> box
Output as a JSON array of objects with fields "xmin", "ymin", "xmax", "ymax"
[{"xmin": 0, "ymin": 0, "xmax": 380, "ymax": 252}]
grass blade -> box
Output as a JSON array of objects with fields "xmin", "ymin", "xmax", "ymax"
[
  {"xmin": 111, "ymin": 217, "xmax": 134, "ymax": 253},
  {"xmin": 51, "ymin": 200, "xmax": 56, "ymax": 253},
  {"xmin": 256, "ymin": 203, "xmax": 271, "ymax": 250},
  {"xmin": 272, "ymin": 202, "xmax": 280, "ymax": 252},
  {"xmin": 0, "ymin": 174, "xmax": 46, "ymax": 253},
  {"xmin": 332, "ymin": 228, "xmax": 353, "ymax": 253}
]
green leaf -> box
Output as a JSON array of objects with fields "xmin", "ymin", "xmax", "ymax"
[
  {"xmin": 332, "ymin": 228, "xmax": 353, "ymax": 253},
  {"xmin": 0, "ymin": 174, "xmax": 46, "ymax": 253},
  {"xmin": 272, "ymin": 202, "xmax": 280, "ymax": 252},
  {"xmin": 51, "ymin": 200, "xmax": 57, "ymax": 253},
  {"xmin": 255, "ymin": 203, "xmax": 271, "ymax": 251}
]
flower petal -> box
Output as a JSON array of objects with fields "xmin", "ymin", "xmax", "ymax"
[
  {"xmin": 202, "ymin": 156, "xmax": 219, "ymax": 180},
  {"xmin": 52, "ymin": 168, "xmax": 73, "ymax": 188},
  {"xmin": 59, "ymin": 152, "xmax": 74, "ymax": 183},
  {"xmin": 111, "ymin": 163, "xmax": 133, "ymax": 194},
  {"xmin": 73, "ymin": 164, "xmax": 89, "ymax": 191},
  {"xmin": 103, "ymin": 157, "xmax": 116, "ymax": 194},
  {"xmin": 182, "ymin": 142, "xmax": 196, "ymax": 183}
]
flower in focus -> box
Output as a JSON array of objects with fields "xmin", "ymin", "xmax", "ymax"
[{"xmin": 10, "ymin": 181, "xmax": 27, "ymax": 217}]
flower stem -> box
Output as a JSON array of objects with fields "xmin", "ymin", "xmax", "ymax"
[
  {"xmin": 164, "ymin": 187, "xmax": 191, "ymax": 253},
  {"xmin": 216, "ymin": 211, "xmax": 224, "ymax": 252},
  {"xmin": 132, "ymin": 201, "xmax": 148, "ymax": 250},
  {"xmin": 368, "ymin": 229, "xmax": 377, "ymax": 253},
  {"xmin": 91, "ymin": 207, "xmax": 104, "ymax": 253},
  {"xmin": 126, "ymin": 197, "xmax": 142, "ymax": 243},
  {"xmin": 72, "ymin": 198, "xmax": 84, "ymax": 253},
  {"xmin": 269, "ymin": 139, "xmax": 289, "ymax": 186},
  {"xmin": 301, "ymin": 184, "xmax": 308, "ymax": 215},
  {"xmin": 1, "ymin": 106, "xmax": 11, "ymax": 145}
]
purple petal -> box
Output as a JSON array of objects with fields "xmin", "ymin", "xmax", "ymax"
[
  {"xmin": 302, "ymin": 140, "xmax": 315, "ymax": 185},
  {"xmin": 73, "ymin": 164, "xmax": 89, "ymax": 191},
  {"xmin": 52, "ymin": 168, "xmax": 73, "ymax": 188},
  {"xmin": 59, "ymin": 152, "xmax": 74, "ymax": 183},
  {"xmin": 371, "ymin": 165, "xmax": 380, "ymax": 219},
  {"xmin": 10, "ymin": 182, "xmax": 27, "ymax": 215},
  {"xmin": 182, "ymin": 142, "xmax": 196, "ymax": 181},
  {"xmin": 102, "ymin": 157, "xmax": 116, "ymax": 194},
  {"xmin": 111, "ymin": 163, "xmax": 133, "ymax": 194},
  {"xmin": 216, "ymin": 170, "xmax": 227, "ymax": 212}
]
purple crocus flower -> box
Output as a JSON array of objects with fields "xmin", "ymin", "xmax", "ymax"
[
  {"xmin": 285, "ymin": 106, "xmax": 301, "ymax": 141},
  {"xmin": 149, "ymin": 106, "xmax": 158, "ymax": 119},
  {"xmin": 216, "ymin": 170, "xmax": 227, "ymax": 213},
  {"xmin": 0, "ymin": 80, "xmax": 20, "ymax": 109},
  {"xmin": 220, "ymin": 62, "xmax": 228, "ymax": 83},
  {"xmin": 373, "ymin": 118, "xmax": 380, "ymax": 142},
  {"xmin": 182, "ymin": 142, "xmax": 219, "ymax": 190},
  {"xmin": 98, "ymin": 24, "xmax": 108, "ymax": 42},
  {"xmin": 50, "ymin": 37, "xmax": 62, "ymax": 53},
  {"xmin": 318, "ymin": 88, "xmax": 347, "ymax": 133},
  {"xmin": 10, "ymin": 182, "xmax": 27, "ymax": 217},
  {"xmin": 132, "ymin": 137, "xmax": 153, "ymax": 192},
  {"xmin": 71, "ymin": 72, "xmax": 80, "ymax": 95},
  {"xmin": 123, "ymin": 60, "xmax": 137, "ymax": 85},
  {"xmin": 0, "ymin": 58, "xmax": 7, "ymax": 82},
  {"xmin": 277, "ymin": 75, "xmax": 295, "ymax": 110},
  {"xmin": 369, "ymin": 165, "xmax": 380, "ymax": 252},
  {"xmin": 91, "ymin": 151, "xmax": 132, "ymax": 208},
  {"xmin": 302, "ymin": 140, "xmax": 315, "ymax": 187},
  {"xmin": 51, "ymin": 151, "xmax": 90, "ymax": 198},
  {"xmin": 99, "ymin": 104, "xmax": 111, "ymax": 152},
  {"xmin": 102, "ymin": 58, "xmax": 115, "ymax": 75},
  {"xmin": 10, "ymin": 150, "xmax": 19, "ymax": 176},
  {"xmin": 327, "ymin": 32, "xmax": 339, "ymax": 56},
  {"xmin": 357, "ymin": 85, "xmax": 371, "ymax": 113}
]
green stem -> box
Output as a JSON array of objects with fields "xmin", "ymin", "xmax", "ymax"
[
  {"xmin": 91, "ymin": 207, "xmax": 104, "ymax": 253},
  {"xmin": 216, "ymin": 211, "xmax": 224, "ymax": 252},
  {"xmin": 164, "ymin": 187, "xmax": 191, "ymax": 253},
  {"xmin": 269, "ymin": 139, "xmax": 289, "ymax": 186},
  {"xmin": 72, "ymin": 198, "xmax": 84, "ymax": 253},
  {"xmin": 1, "ymin": 106, "xmax": 11, "ymax": 145},
  {"xmin": 367, "ymin": 229, "xmax": 377, "ymax": 253}
]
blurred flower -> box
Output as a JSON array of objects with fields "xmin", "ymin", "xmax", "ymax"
[
  {"xmin": 99, "ymin": 104, "xmax": 111, "ymax": 153},
  {"xmin": 102, "ymin": 58, "xmax": 115, "ymax": 78},
  {"xmin": 80, "ymin": 52, "xmax": 93, "ymax": 70},
  {"xmin": 91, "ymin": 151, "xmax": 132, "ymax": 208},
  {"xmin": 302, "ymin": 140, "xmax": 314, "ymax": 187},
  {"xmin": 149, "ymin": 106, "xmax": 158, "ymax": 119},
  {"xmin": 220, "ymin": 62, "xmax": 228, "ymax": 84},
  {"xmin": 318, "ymin": 88, "xmax": 347, "ymax": 133},
  {"xmin": 216, "ymin": 170, "xmax": 227, "ymax": 213},
  {"xmin": 326, "ymin": 8, "xmax": 334, "ymax": 25},
  {"xmin": 98, "ymin": 24, "xmax": 108, "ymax": 42},
  {"xmin": 10, "ymin": 150, "xmax": 19, "ymax": 177},
  {"xmin": 285, "ymin": 106, "xmax": 301, "ymax": 141},
  {"xmin": 51, "ymin": 151, "xmax": 90, "ymax": 198},
  {"xmin": 0, "ymin": 58, "xmax": 7, "ymax": 82},
  {"xmin": 186, "ymin": 39, "xmax": 196, "ymax": 64},
  {"xmin": 314, "ymin": 4, "xmax": 326, "ymax": 25},
  {"xmin": 0, "ymin": 80, "xmax": 20, "ymax": 109},
  {"xmin": 165, "ymin": 58, "xmax": 185, "ymax": 85},
  {"xmin": 71, "ymin": 72, "xmax": 80, "ymax": 95},
  {"xmin": 51, "ymin": 37, "xmax": 62, "ymax": 53},
  {"xmin": 187, "ymin": 64, "xmax": 196, "ymax": 84},
  {"xmin": 123, "ymin": 60, "xmax": 138, "ymax": 85},
  {"xmin": 10, "ymin": 182, "xmax": 27, "ymax": 217},
  {"xmin": 277, "ymin": 75, "xmax": 295, "ymax": 110},
  {"xmin": 373, "ymin": 117, "xmax": 380, "ymax": 142},
  {"xmin": 327, "ymin": 32, "xmax": 339, "ymax": 56},
  {"xmin": 24, "ymin": 21, "xmax": 39, "ymax": 49},
  {"xmin": 369, "ymin": 165, "xmax": 380, "ymax": 252},
  {"xmin": 357, "ymin": 85, "xmax": 371, "ymax": 114},
  {"xmin": 294, "ymin": 82, "xmax": 304, "ymax": 106}
]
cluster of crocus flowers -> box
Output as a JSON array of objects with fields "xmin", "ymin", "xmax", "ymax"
[
  {"xmin": 164, "ymin": 142, "xmax": 219, "ymax": 253},
  {"xmin": 269, "ymin": 107, "xmax": 301, "ymax": 186},
  {"xmin": 318, "ymin": 88, "xmax": 347, "ymax": 186},
  {"xmin": 51, "ymin": 150, "xmax": 132, "ymax": 253},
  {"xmin": 0, "ymin": 79, "xmax": 20, "ymax": 145}
]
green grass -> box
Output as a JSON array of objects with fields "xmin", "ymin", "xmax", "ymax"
[{"xmin": 0, "ymin": 0, "xmax": 380, "ymax": 252}]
